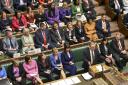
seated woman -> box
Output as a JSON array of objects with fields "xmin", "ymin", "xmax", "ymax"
[
  {"xmin": 75, "ymin": 20, "xmax": 88, "ymax": 42},
  {"xmin": 45, "ymin": 3, "xmax": 60, "ymax": 25},
  {"xmin": 84, "ymin": 19, "xmax": 98, "ymax": 41},
  {"xmin": 21, "ymin": 28, "xmax": 35, "ymax": 54},
  {"xmin": 37, "ymin": 53, "xmax": 53, "ymax": 81},
  {"xmin": 23, "ymin": 56, "xmax": 43, "ymax": 85},
  {"xmin": 49, "ymin": 48, "xmax": 66, "ymax": 79},
  {"xmin": 64, "ymin": 22, "xmax": 78, "ymax": 45},
  {"xmin": 35, "ymin": 5, "xmax": 46, "ymax": 27},
  {"xmin": 25, "ymin": 7, "xmax": 38, "ymax": 30},
  {"xmin": 71, "ymin": 0, "xmax": 86, "ymax": 22},
  {"xmin": 61, "ymin": 43, "xmax": 77, "ymax": 76},
  {"xmin": 11, "ymin": 11, "xmax": 28, "ymax": 32},
  {"xmin": 0, "ymin": 65, "xmax": 7, "ymax": 80},
  {"xmin": 0, "ymin": 11, "xmax": 11, "ymax": 32},
  {"xmin": 7, "ymin": 60, "xmax": 25, "ymax": 85},
  {"xmin": 59, "ymin": 2, "xmax": 72, "ymax": 24},
  {"xmin": 99, "ymin": 38, "xmax": 115, "ymax": 66}
]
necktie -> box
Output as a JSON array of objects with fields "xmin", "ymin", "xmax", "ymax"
[
  {"xmin": 9, "ymin": 38, "xmax": 14, "ymax": 48},
  {"xmin": 118, "ymin": 40, "xmax": 122, "ymax": 50},
  {"xmin": 42, "ymin": 31, "xmax": 47, "ymax": 45},
  {"xmin": 90, "ymin": 49, "xmax": 95, "ymax": 64},
  {"xmin": 56, "ymin": 30, "xmax": 62, "ymax": 41}
]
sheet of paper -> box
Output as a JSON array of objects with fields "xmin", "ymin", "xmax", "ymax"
[
  {"xmin": 82, "ymin": 72, "xmax": 92, "ymax": 80},
  {"xmin": 58, "ymin": 80, "xmax": 67, "ymax": 85},
  {"xmin": 51, "ymin": 82, "xmax": 59, "ymax": 85},
  {"xmin": 29, "ymin": 74, "xmax": 37, "ymax": 76},
  {"xmin": 44, "ymin": 84, "xmax": 50, "ymax": 85},
  {"xmin": 96, "ymin": 65, "xmax": 106, "ymax": 72},
  {"xmin": 96, "ymin": 65, "xmax": 102, "ymax": 72},
  {"xmin": 64, "ymin": 78, "xmax": 74, "ymax": 85},
  {"xmin": 71, "ymin": 76, "xmax": 81, "ymax": 84}
]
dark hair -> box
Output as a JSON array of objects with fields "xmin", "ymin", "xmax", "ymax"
[
  {"xmin": 1, "ymin": 11, "xmax": 6, "ymax": 18},
  {"xmin": 48, "ymin": 3, "xmax": 56, "ymax": 17},
  {"xmin": 64, "ymin": 42, "xmax": 70, "ymax": 51},
  {"xmin": 37, "ymin": 53, "xmax": 44, "ymax": 61},
  {"xmin": 25, "ymin": 55, "xmax": 31, "ymax": 63},
  {"xmin": 101, "ymin": 38, "xmax": 108, "ymax": 44},
  {"xmin": 73, "ymin": 0, "xmax": 80, "ymax": 5},
  {"xmin": 15, "ymin": 10, "xmax": 21, "ymax": 17}
]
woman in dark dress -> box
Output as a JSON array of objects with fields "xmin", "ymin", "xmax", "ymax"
[
  {"xmin": 37, "ymin": 53, "xmax": 53, "ymax": 81},
  {"xmin": 61, "ymin": 43, "xmax": 77, "ymax": 76}
]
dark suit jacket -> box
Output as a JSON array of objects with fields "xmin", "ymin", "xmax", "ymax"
[
  {"xmin": 37, "ymin": 58, "xmax": 51, "ymax": 74},
  {"xmin": 111, "ymin": 38, "xmax": 125, "ymax": 54},
  {"xmin": 82, "ymin": 0, "xmax": 94, "ymax": 12},
  {"xmin": 13, "ymin": 0, "xmax": 27, "ymax": 7},
  {"xmin": 99, "ymin": 43, "xmax": 113, "ymax": 57},
  {"xmin": 96, "ymin": 19, "xmax": 111, "ymax": 35},
  {"xmin": 1, "ymin": 0, "xmax": 13, "ymax": 8},
  {"xmin": 64, "ymin": 29, "xmax": 76, "ymax": 43},
  {"xmin": 123, "ymin": 13, "xmax": 128, "ymax": 26},
  {"xmin": 49, "ymin": 28, "xmax": 65, "ymax": 47},
  {"xmin": 34, "ymin": 29, "xmax": 51, "ymax": 49},
  {"xmin": 75, "ymin": 26, "xmax": 86, "ymax": 41},
  {"xmin": 109, "ymin": 0, "xmax": 123, "ymax": 10},
  {"xmin": 61, "ymin": 51, "xmax": 75, "ymax": 65},
  {"xmin": 7, "ymin": 63, "xmax": 25, "ymax": 81},
  {"xmin": 83, "ymin": 47, "xmax": 104, "ymax": 64}
]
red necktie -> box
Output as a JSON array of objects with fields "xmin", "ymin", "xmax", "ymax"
[{"xmin": 42, "ymin": 31, "xmax": 47, "ymax": 45}]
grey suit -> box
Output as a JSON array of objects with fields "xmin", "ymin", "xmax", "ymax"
[
  {"xmin": 3, "ymin": 37, "xmax": 19, "ymax": 57},
  {"xmin": 1, "ymin": 0, "xmax": 14, "ymax": 13}
]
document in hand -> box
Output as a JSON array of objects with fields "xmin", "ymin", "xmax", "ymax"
[
  {"xmin": 82, "ymin": 72, "xmax": 93, "ymax": 80},
  {"xmin": 96, "ymin": 64, "xmax": 106, "ymax": 72}
]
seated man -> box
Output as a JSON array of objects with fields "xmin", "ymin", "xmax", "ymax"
[
  {"xmin": 49, "ymin": 22, "xmax": 65, "ymax": 48},
  {"xmin": 82, "ymin": 0, "xmax": 96, "ymax": 20},
  {"xmin": 13, "ymin": 0, "xmax": 27, "ymax": 11},
  {"xmin": 1, "ymin": 0, "xmax": 14, "ymax": 14},
  {"xmin": 34, "ymin": 22, "xmax": 52, "ymax": 51},
  {"xmin": 82, "ymin": 41, "xmax": 104, "ymax": 72},
  {"xmin": 111, "ymin": 32, "xmax": 128, "ymax": 70},
  {"xmin": 2, "ymin": 27, "xmax": 19, "ymax": 58},
  {"xmin": 109, "ymin": 0, "xmax": 123, "ymax": 16},
  {"xmin": 96, "ymin": 14, "xmax": 111, "ymax": 38}
]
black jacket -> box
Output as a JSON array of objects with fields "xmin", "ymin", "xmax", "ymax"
[{"xmin": 7, "ymin": 63, "xmax": 25, "ymax": 81}]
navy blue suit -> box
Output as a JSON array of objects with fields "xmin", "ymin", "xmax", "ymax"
[
  {"xmin": 34, "ymin": 29, "xmax": 52, "ymax": 50},
  {"xmin": 83, "ymin": 47, "xmax": 104, "ymax": 72},
  {"xmin": 13, "ymin": 0, "xmax": 27, "ymax": 11},
  {"xmin": 61, "ymin": 51, "xmax": 77, "ymax": 75},
  {"xmin": 96, "ymin": 19, "xmax": 111, "ymax": 38}
]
